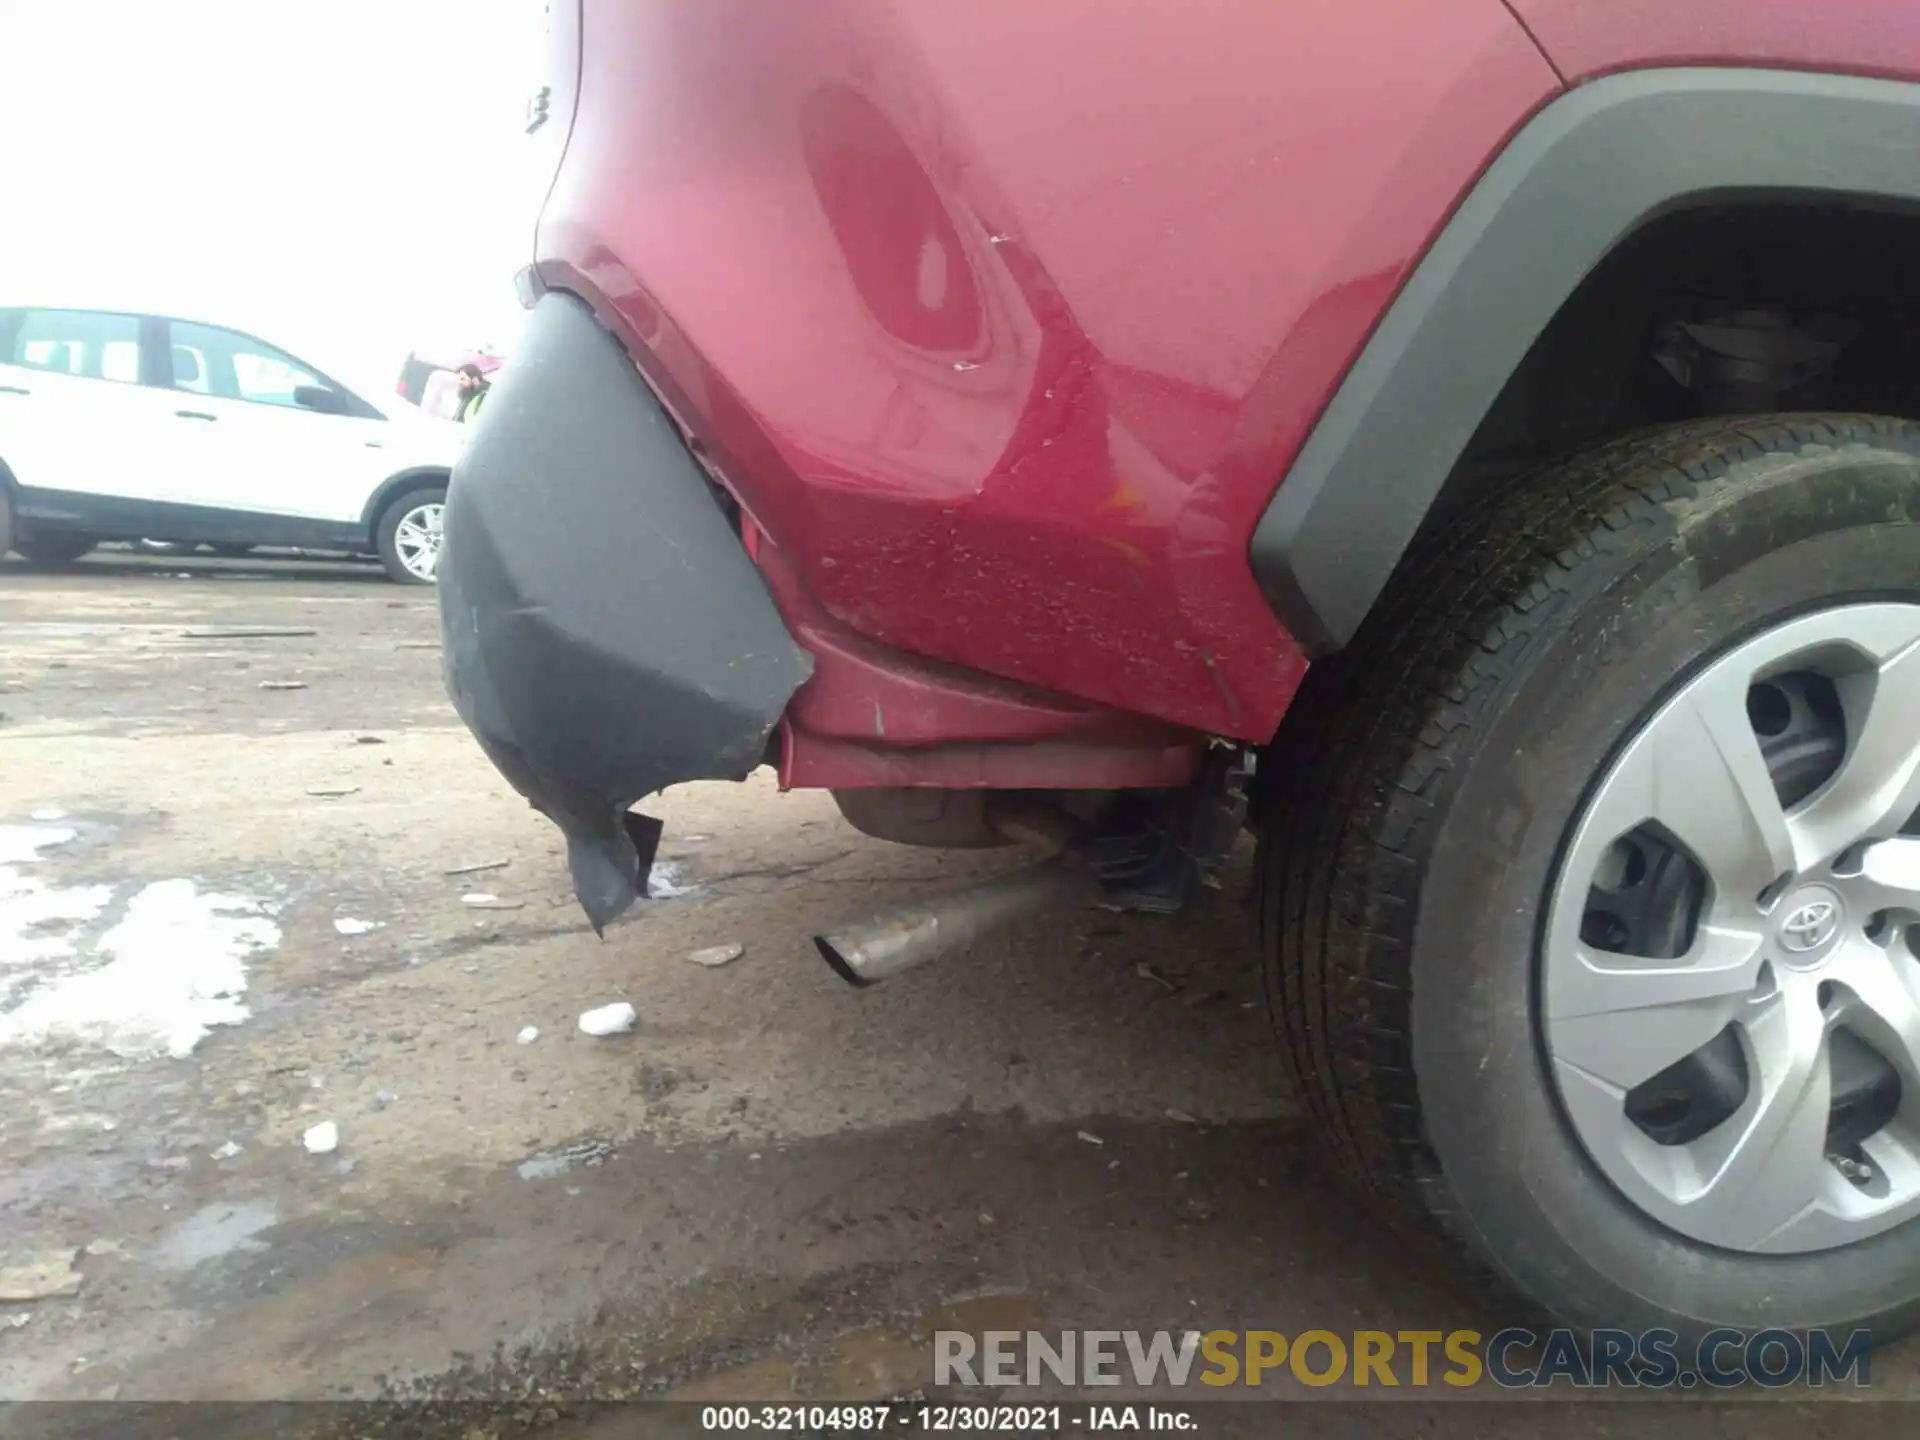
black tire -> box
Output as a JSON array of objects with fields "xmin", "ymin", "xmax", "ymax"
[
  {"xmin": 14, "ymin": 531, "xmax": 95, "ymax": 565},
  {"xmin": 1259, "ymin": 414, "xmax": 1920, "ymax": 1346},
  {"xmin": 374, "ymin": 484, "xmax": 446, "ymax": 585}
]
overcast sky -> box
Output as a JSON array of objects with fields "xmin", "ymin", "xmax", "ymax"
[{"xmin": 0, "ymin": 0, "xmax": 544, "ymax": 388}]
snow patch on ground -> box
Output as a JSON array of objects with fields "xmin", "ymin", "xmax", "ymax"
[
  {"xmin": 0, "ymin": 823, "xmax": 77, "ymax": 866},
  {"xmin": 1, "ymin": 826, "xmax": 113, "ymax": 981},
  {"xmin": 0, "ymin": 825, "xmax": 279, "ymax": 1061}
]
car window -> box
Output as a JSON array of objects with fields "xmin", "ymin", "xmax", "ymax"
[
  {"xmin": 4, "ymin": 309, "xmax": 143, "ymax": 384},
  {"xmin": 167, "ymin": 320, "xmax": 327, "ymax": 409}
]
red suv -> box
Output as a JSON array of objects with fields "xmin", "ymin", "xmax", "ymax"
[{"xmin": 441, "ymin": 1, "xmax": 1920, "ymax": 1346}]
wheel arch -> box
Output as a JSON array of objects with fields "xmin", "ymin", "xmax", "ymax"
[
  {"xmin": 1249, "ymin": 67, "xmax": 1920, "ymax": 656},
  {"xmin": 361, "ymin": 465, "xmax": 452, "ymax": 540}
]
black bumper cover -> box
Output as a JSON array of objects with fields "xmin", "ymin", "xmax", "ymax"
[{"xmin": 438, "ymin": 293, "xmax": 811, "ymax": 931}]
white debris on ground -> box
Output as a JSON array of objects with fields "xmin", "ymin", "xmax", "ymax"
[
  {"xmin": 0, "ymin": 828, "xmax": 279, "ymax": 1060},
  {"xmin": 686, "ymin": 942, "xmax": 744, "ymax": 968},
  {"xmin": 516, "ymin": 1025, "xmax": 539, "ymax": 1045},
  {"xmin": 0, "ymin": 1253, "xmax": 83, "ymax": 1301},
  {"xmin": 332, "ymin": 917, "xmax": 380, "ymax": 936},
  {"xmin": 577, "ymin": 1002, "xmax": 636, "ymax": 1037},
  {"xmin": 29, "ymin": 808, "xmax": 67, "ymax": 823},
  {"xmin": 302, "ymin": 1121, "xmax": 339, "ymax": 1155},
  {"xmin": 647, "ymin": 861, "xmax": 698, "ymax": 899},
  {"xmin": 461, "ymin": 893, "xmax": 524, "ymax": 910},
  {"xmin": 1077, "ymin": 1130, "xmax": 1106, "ymax": 1146},
  {"xmin": 516, "ymin": 1140, "xmax": 612, "ymax": 1181}
]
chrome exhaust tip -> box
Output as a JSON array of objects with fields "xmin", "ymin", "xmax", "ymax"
[{"xmin": 814, "ymin": 857, "xmax": 1092, "ymax": 987}]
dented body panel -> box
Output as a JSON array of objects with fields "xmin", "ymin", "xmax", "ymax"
[{"xmin": 532, "ymin": 0, "xmax": 1558, "ymax": 746}]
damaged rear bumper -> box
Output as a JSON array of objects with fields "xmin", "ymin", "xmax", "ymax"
[{"xmin": 437, "ymin": 292, "xmax": 811, "ymax": 930}]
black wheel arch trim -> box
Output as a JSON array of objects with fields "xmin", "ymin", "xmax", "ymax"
[
  {"xmin": 1249, "ymin": 67, "xmax": 1920, "ymax": 656},
  {"xmin": 361, "ymin": 466, "xmax": 452, "ymax": 537}
]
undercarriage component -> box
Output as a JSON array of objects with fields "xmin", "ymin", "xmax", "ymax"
[
  {"xmin": 1652, "ymin": 307, "xmax": 1855, "ymax": 413},
  {"xmin": 1084, "ymin": 747, "xmax": 1254, "ymax": 914},
  {"xmin": 816, "ymin": 758, "xmax": 1250, "ymax": 986},
  {"xmin": 832, "ymin": 789, "xmax": 1017, "ymax": 849}
]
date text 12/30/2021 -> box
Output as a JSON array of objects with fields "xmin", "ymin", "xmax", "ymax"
[{"xmin": 701, "ymin": 1405, "xmax": 1191, "ymax": 1432}]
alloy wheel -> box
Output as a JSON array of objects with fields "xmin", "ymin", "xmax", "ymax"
[{"xmin": 394, "ymin": 502, "xmax": 444, "ymax": 582}]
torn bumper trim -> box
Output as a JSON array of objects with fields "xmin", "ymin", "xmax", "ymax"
[{"xmin": 437, "ymin": 292, "xmax": 812, "ymax": 931}]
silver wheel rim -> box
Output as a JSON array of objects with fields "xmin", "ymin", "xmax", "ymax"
[
  {"xmin": 1544, "ymin": 603, "xmax": 1920, "ymax": 1253},
  {"xmin": 394, "ymin": 502, "xmax": 444, "ymax": 581}
]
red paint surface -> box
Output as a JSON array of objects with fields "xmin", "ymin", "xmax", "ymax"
[
  {"xmin": 751, "ymin": 519, "xmax": 1204, "ymax": 788},
  {"xmin": 1507, "ymin": 1, "xmax": 1920, "ymax": 83},
  {"xmin": 538, "ymin": 0, "xmax": 1558, "ymax": 749}
]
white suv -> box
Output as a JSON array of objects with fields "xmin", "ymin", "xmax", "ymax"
[{"xmin": 0, "ymin": 306, "xmax": 467, "ymax": 583}]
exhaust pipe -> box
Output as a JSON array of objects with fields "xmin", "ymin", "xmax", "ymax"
[{"xmin": 815, "ymin": 856, "xmax": 1092, "ymax": 987}]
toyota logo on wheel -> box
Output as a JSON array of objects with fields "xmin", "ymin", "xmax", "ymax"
[{"xmin": 1780, "ymin": 899, "xmax": 1840, "ymax": 953}]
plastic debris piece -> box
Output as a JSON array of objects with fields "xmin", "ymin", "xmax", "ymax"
[
  {"xmin": 516, "ymin": 1025, "xmax": 539, "ymax": 1045},
  {"xmin": 1077, "ymin": 1130, "xmax": 1105, "ymax": 1147},
  {"xmin": 517, "ymin": 1140, "xmax": 612, "ymax": 1180},
  {"xmin": 0, "ymin": 1255, "xmax": 82, "ymax": 1301},
  {"xmin": 687, "ymin": 942, "xmax": 744, "ymax": 968},
  {"xmin": 1135, "ymin": 962, "xmax": 1184, "ymax": 993},
  {"xmin": 210, "ymin": 1141, "xmax": 243, "ymax": 1160},
  {"xmin": 333, "ymin": 917, "xmax": 379, "ymax": 936},
  {"xmin": 462, "ymin": 893, "xmax": 524, "ymax": 910}
]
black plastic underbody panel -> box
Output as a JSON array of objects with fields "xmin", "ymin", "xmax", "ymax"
[
  {"xmin": 1250, "ymin": 68, "xmax": 1920, "ymax": 656},
  {"xmin": 438, "ymin": 292, "xmax": 812, "ymax": 931}
]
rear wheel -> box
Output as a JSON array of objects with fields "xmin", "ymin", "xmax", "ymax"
[
  {"xmin": 375, "ymin": 485, "xmax": 446, "ymax": 584},
  {"xmin": 14, "ymin": 532, "xmax": 95, "ymax": 565},
  {"xmin": 1260, "ymin": 415, "xmax": 1920, "ymax": 1344}
]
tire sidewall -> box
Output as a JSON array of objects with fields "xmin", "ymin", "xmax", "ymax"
[{"xmin": 1413, "ymin": 439, "xmax": 1920, "ymax": 1339}]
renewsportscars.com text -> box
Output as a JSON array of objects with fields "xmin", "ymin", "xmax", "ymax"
[{"xmin": 934, "ymin": 1327, "xmax": 1873, "ymax": 1389}]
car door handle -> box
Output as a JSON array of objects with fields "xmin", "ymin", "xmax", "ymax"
[{"xmin": 175, "ymin": 409, "xmax": 218, "ymax": 421}]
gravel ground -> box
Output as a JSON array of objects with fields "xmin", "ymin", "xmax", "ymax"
[{"xmin": 0, "ymin": 551, "xmax": 1905, "ymax": 1436}]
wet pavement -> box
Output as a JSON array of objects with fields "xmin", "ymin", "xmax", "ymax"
[{"xmin": 0, "ymin": 551, "xmax": 1911, "ymax": 1436}]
